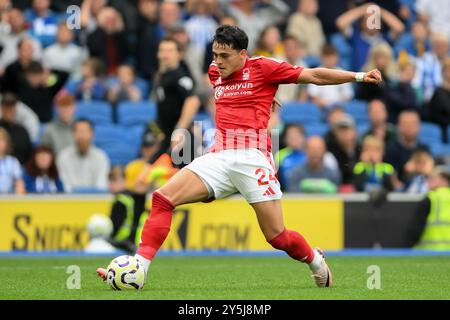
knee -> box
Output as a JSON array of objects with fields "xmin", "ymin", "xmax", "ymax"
[{"xmin": 153, "ymin": 188, "xmax": 176, "ymax": 207}]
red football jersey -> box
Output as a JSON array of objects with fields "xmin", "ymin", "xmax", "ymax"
[{"xmin": 208, "ymin": 56, "xmax": 303, "ymax": 153}]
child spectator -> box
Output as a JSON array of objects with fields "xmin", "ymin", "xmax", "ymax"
[
  {"xmin": 23, "ymin": 146, "xmax": 64, "ymax": 193},
  {"xmin": 353, "ymin": 135, "xmax": 396, "ymax": 193},
  {"xmin": 253, "ymin": 25, "xmax": 285, "ymax": 60},
  {"xmin": 70, "ymin": 57, "xmax": 107, "ymax": 101},
  {"xmin": 403, "ymin": 149, "xmax": 435, "ymax": 193},
  {"xmin": 0, "ymin": 127, "xmax": 25, "ymax": 194},
  {"xmin": 107, "ymin": 64, "xmax": 142, "ymax": 104}
]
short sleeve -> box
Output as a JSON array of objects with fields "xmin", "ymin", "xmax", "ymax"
[
  {"xmin": 176, "ymin": 74, "xmax": 195, "ymax": 98},
  {"xmin": 259, "ymin": 57, "xmax": 303, "ymax": 85}
]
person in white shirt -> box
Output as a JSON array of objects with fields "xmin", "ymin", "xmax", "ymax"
[
  {"xmin": 308, "ymin": 44, "xmax": 354, "ymax": 109},
  {"xmin": 415, "ymin": 0, "xmax": 450, "ymax": 36},
  {"xmin": 42, "ymin": 23, "xmax": 87, "ymax": 76},
  {"xmin": 57, "ymin": 119, "xmax": 110, "ymax": 192}
]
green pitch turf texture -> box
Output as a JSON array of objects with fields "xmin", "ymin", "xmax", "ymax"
[{"xmin": 1, "ymin": 255, "xmax": 449, "ymax": 300}]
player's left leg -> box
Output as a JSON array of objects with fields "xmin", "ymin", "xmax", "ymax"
[{"xmin": 251, "ymin": 200, "xmax": 333, "ymax": 288}]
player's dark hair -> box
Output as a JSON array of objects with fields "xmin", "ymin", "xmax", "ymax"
[{"xmin": 213, "ymin": 25, "xmax": 248, "ymax": 51}]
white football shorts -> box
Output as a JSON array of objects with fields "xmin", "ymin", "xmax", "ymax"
[{"xmin": 185, "ymin": 148, "xmax": 282, "ymax": 203}]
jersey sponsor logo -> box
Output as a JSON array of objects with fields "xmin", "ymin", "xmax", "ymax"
[{"xmin": 214, "ymin": 82, "xmax": 254, "ymax": 100}]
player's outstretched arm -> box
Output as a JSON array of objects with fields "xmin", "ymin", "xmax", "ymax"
[{"xmin": 297, "ymin": 68, "xmax": 382, "ymax": 86}]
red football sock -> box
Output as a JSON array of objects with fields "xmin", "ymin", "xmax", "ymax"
[
  {"xmin": 268, "ymin": 228, "xmax": 315, "ymax": 263},
  {"xmin": 136, "ymin": 192, "xmax": 174, "ymax": 260}
]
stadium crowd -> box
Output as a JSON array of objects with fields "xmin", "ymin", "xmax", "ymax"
[{"xmin": 0, "ymin": 0, "xmax": 449, "ymax": 195}]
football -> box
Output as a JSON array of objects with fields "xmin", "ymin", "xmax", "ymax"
[{"xmin": 106, "ymin": 255, "xmax": 146, "ymax": 290}]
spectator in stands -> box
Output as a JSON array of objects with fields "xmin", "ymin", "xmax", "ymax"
[
  {"xmin": 185, "ymin": 0, "xmax": 218, "ymax": 53},
  {"xmin": 403, "ymin": 149, "xmax": 435, "ymax": 193},
  {"xmin": 356, "ymin": 42, "xmax": 396, "ymax": 102},
  {"xmin": 286, "ymin": 0, "xmax": 325, "ymax": 57},
  {"xmin": 353, "ymin": 135, "xmax": 395, "ymax": 193},
  {"xmin": 384, "ymin": 110, "xmax": 428, "ymax": 183},
  {"xmin": 395, "ymin": 21, "xmax": 430, "ymax": 58},
  {"xmin": 151, "ymin": 38, "xmax": 200, "ymax": 164},
  {"xmin": 41, "ymin": 94, "xmax": 76, "ymax": 156},
  {"xmin": 168, "ymin": 23, "xmax": 207, "ymax": 98},
  {"xmin": 57, "ymin": 119, "xmax": 110, "ymax": 192},
  {"xmin": 0, "ymin": 94, "xmax": 39, "ymax": 144},
  {"xmin": 70, "ymin": 57, "xmax": 107, "ymax": 101},
  {"xmin": 415, "ymin": 0, "xmax": 450, "ymax": 36},
  {"xmin": 324, "ymin": 106, "xmax": 346, "ymax": 150},
  {"xmin": 327, "ymin": 114, "xmax": 361, "ymax": 186},
  {"xmin": 287, "ymin": 136, "xmax": 341, "ymax": 193},
  {"xmin": 17, "ymin": 61, "xmax": 68, "ymax": 123},
  {"xmin": 1, "ymin": 37, "xmax": 37, "ymax": 94},
  {"xmin": 428, "ymin": 56, "xmax": 450, "ymax": 143},
  {"xmin": 80, "ymin": 0, "xmax": 108, "ymax": 36},
  {"xmin": 24, "ymin": 0, "xmax": 61, "ymax": 48},
  {"xmin": 336, "ymin": 3, "xmax": 404, "ymax": 72},
  {"xmin": 385, "ymin": 59, "xmax": 420, "ymax": 124},
  {"xmin": 363, "ymin": 99, "xmax": 397, "ymax": 145},
  {"xmin": 275, "ymin": 123, "xmax": 307, "ymax": 190},
  {"xmin": 0, "ymin": 127, "xmax": 25, "ymax": 194},
  {"xmin": 0, "ymin": 92, "xmax": 32, "ymax": 164},
  {"xmin": 405, "ymin": 167, "xmax": 450, "ymax": 249},
  {"xmin": 221, "ymin": 0, "xmax": 290, "ymax": 54},
  {"xmin": 107, "ymin": 64, "xmax": 142, "ymax": 104},
  {"xmin": 308, "ymin": 44, "xmax": 354, "ymax": 110},
  {"xmin": 0, "ymin": 8, "xmax": 42, "ymax": 74},
  {"xmin": 275, "ymin": 35, "xmax": 308, "ymax": 103},
  {"xmin": 253, "ymin": 25, "xmax": 285, "ymax": 60},
  {"xmin": 412, "ymin": 32, "xmax": 449, "ymax": 102},
  {"xmin": 87, "ymin": 6, "xmax": 130, "ymax": 75},
  {"xmin": 135, "ymin": 0, "xmax": 160, "ymax": 81},
  {"xmin": 42, "ymin": 23, "xmax": 87, "ymax": 76},
  {"xmin": 23, "ymin": 145, "xmax": 64, "ymax": 193},
  {"xmin": 158, "ymin": 0, "xmax": 182, "ymax": 39},
  {"xmin": 317, "ymin": 0, "xmax": 348, "ymax": 37}
]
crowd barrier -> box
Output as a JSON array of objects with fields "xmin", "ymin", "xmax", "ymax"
[{"xmin": 0, "ymin": 194, "xmax": 425, "ymax": 252}]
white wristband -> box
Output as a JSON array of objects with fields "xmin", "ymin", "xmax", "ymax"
[{"xmin": 355, "ymin": 72, "xmax": 366, "ymax": 82}]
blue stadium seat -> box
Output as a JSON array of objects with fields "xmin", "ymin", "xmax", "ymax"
[
  {"xmin": 304, "ymin": 123, "xmax": 329, "ymax": 137},
  {"xmin": 357, "ymin": 123, "xmax": 370, "ymax": 137},
  {"xmin": 447, "ymin": 127, "xmax": 450, "ymax": 143},
  {"xmin": 343, "ymin": 100, "xmax": 369, "ymax": 123},
  {"xmin": 72, "ymin": 187, "xmax": 108, "ymax": 194},
  {"xmin": 330, "ymin": 33, "xmax": 352, "ymax": 69},
  {"xmin": 430, "ymin": 143, "xmax": 450, "ymax": 157},
  {"xmin": 93, "ymin": 124, "xmax": 123, "ymax": 148},
  {"xmin": 117, "ymin": 101, "xmax": 157, "ymax": 127},
  {"xmin": 280, "ymin": 102, "xmax": 321, "ymax": 124},
  {"xmin": 75, "ymin": 101, "xmax": 113, "ymax": 125},
  {"xmin": 102, "ymin": 143, "xmax": 138, "ymax": 166},
  {"xmin": 106, "ymin": 76, "xmax": 150, "ymax": 99},
  {"xmin": 419, "ymin": 122, "xmax": 442, "ymax": 145}
]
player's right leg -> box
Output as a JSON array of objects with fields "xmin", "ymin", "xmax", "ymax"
[{"xmin": 97, "ymin": 168, "xmax": 210, "ymax": 282}]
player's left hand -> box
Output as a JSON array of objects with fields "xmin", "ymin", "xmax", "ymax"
[
  {"xmin": 271, "ymin": 97, "xmax": 282, "ymax": 112},
  {"xmin": 364, "ymin": 69, "xmax": 383, "ymax": 84}
]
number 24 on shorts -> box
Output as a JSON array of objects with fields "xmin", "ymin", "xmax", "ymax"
[{"xmin": 255, "ymin": 168, "xmax": 277, "ymax": 186}]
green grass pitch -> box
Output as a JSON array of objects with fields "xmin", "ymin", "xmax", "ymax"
[{"xmin": 1, "ymin": 255, "xmax": 450, "ymax": 300}]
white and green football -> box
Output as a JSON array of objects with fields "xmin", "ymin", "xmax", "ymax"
[{"xmin": 106, "ymin": 255, "xmax": 145, "ymax": 290}]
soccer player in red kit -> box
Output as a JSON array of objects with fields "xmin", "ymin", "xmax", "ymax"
[{"xmin": 97, "ymin": 25, "xmax": 382, "ymax": 288}]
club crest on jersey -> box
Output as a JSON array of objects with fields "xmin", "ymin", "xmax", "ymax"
[
  {"xmin": 242, "ymin": 68, "xmax": 250, "ymax": 80},
  {"xmin": 215, "ymin": 86, "xmax": 225, "ymax": 99}
]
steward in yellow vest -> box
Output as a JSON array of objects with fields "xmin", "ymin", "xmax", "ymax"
[{"xmin": 406, "ymin": 169, "xmax": 450, "ymax": 250}]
